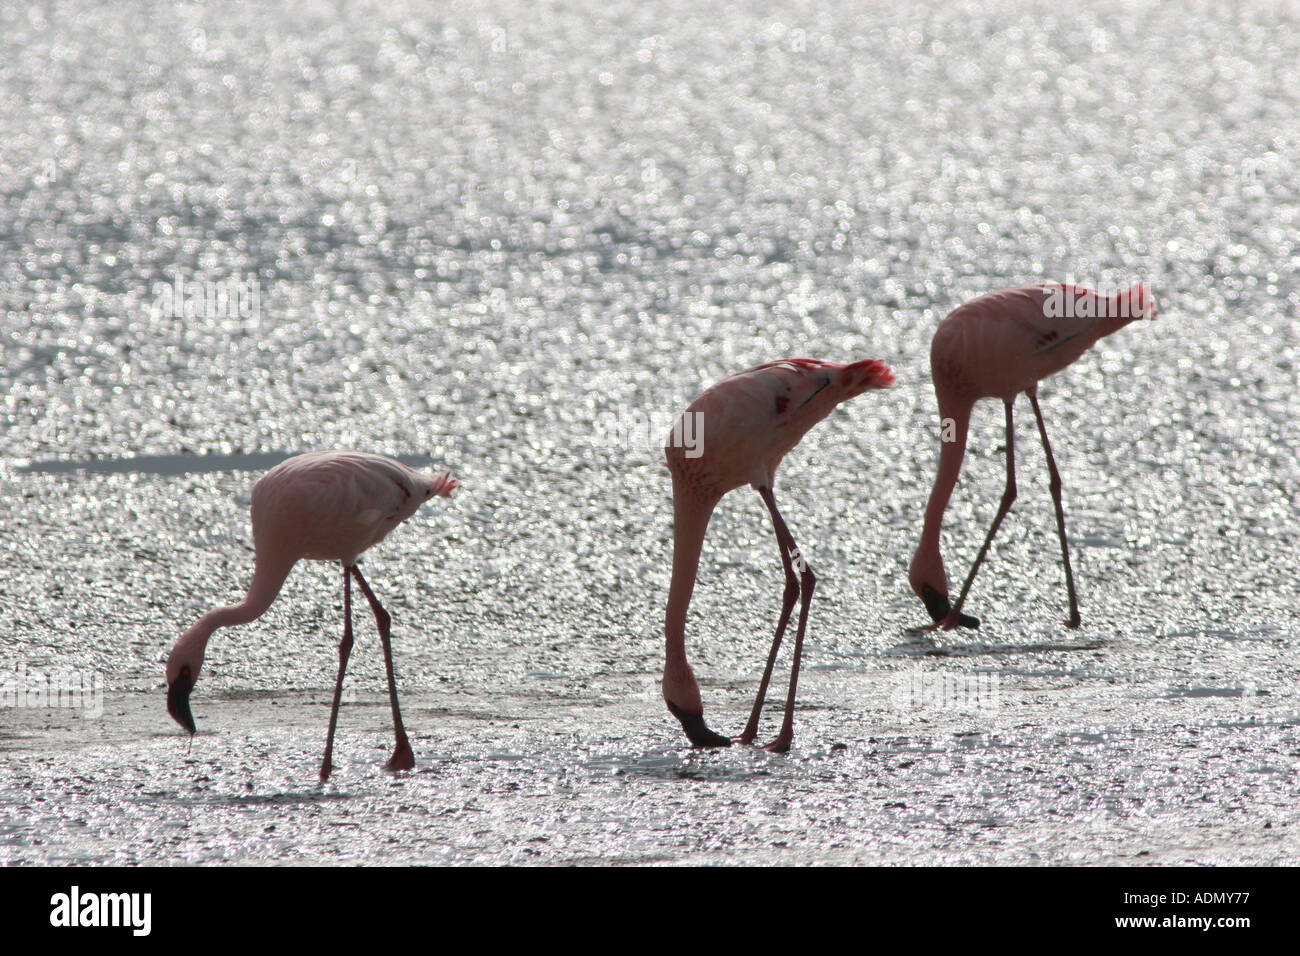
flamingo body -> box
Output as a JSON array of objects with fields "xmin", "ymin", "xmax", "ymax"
[
  {"xmin": 663, "ymin": 358, "xmax": 894, "ymax": 750},
  {"xmin": 911, "ymin": 283, "xmax": 1157, "ymax": 628},
  {"xmin": 930, "ymin": 284, "xmax": 1154, "ymax": 401},
  {"xmin": 165, "ymin": 451, "xmax": 457, "ymax": 780},
  {"xmin": 250, "ymin": 451, "xmax": 449, "ymax": 564}
]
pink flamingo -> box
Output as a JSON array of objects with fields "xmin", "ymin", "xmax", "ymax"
[
  {"xmin": 663, "ymin": 358, "xmax": 895, "ymax": 751},
  {"xmin": 165, "ymin": 451, "xmax": 457, "ymax": 781},
  {"xmin": 909, "ymin": 283, "xmax": 1157, "ymax": 630}
]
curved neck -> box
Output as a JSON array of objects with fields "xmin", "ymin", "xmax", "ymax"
[
  {"xmin": 664, "ymin": 491, "xmax": 716, "ymax": 662},
  {"xmin": 174, "ymin": 552, "xmax": 297, "ymax": 670},
  {"xmin": 918, "ymin": 400, "xmax": 971, "ymax": 556}
]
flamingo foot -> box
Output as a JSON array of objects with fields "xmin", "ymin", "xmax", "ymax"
[
  {"xmin": 386, "ymin": 739, "xmax": 415, "ymax": 772},
  {"xmin": 762, "ymin": 736, "xmax": 792, "ymax": 754},
  {"xmin": 1064, "ymin": 615, "xmax": 1081, "ymax": 630},
  {"xmin": 666, "ymin": 701, "xmax": 732, "ymax": 748},
  {"xmin": 734, "ymin": 716, "xmax": 761, "ymax": 746},
  {"xmin": 319, "ymin": 759, "xmax": 334, "ymax": 782}
]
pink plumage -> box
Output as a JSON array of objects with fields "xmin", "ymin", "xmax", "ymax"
[
  {"xmin": 663, "ymin": 358, "xmax": 893, "ymax": 751},
  {"xmin": 249, "ymin": 451, "xmax": 457, "ymax": 565},
  {"xmin": 911, "ymin": 282, "xmax": 1157, "ymax": 630},
  {"xmin": 165, "ymin": 451, "xmax": 457, "ymax": 780}
]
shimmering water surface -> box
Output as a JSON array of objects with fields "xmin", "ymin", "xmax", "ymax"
[{"xmin": 1, "ymin": 0, "xmax": 1297, "ymax": 865}]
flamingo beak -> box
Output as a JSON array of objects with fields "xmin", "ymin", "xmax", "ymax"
[
  {"xmin": 921, "ymin": 585, "xmax": 980, "ymax": 629},
  {"xmin": 167, "ymin": 666, "xmax": 197, "ymax": 735},
  {"xmin": 665, "ymin": 700, "xmax": 732, "ymax": 748}
]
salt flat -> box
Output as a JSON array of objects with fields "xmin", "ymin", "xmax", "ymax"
[{"xmin": 0, "ymin": 0, "xmax": 1296, "ymax": 865}]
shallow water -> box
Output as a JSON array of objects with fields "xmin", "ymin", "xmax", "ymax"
[{"xmin": 1, "ymin": 0, "xmax": 1297, "ymax": 865}]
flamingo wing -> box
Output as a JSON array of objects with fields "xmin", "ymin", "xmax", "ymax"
[
  {"xmin": 1020, "ymin": 285, "xmax": 1104, "ymax": 354},
  {"xmin": 341, "ymin": 456, "xmax": 421, "ymax": 529},
  {"xmin": 954, "ymin": 284, "xmax": 1103, "ymax": 355},
  {"xmin": 713, "ymin": 359, "xmax": 837, "ymax": 428}
]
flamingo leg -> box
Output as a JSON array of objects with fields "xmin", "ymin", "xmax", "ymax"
[
  {"xmin": 749, "ymin": 485, "xmax": 815, "ymax": 753},
  {"xmin": 348, "ymin": 565, "xmax": 415, "ymax": 772},
  {"xmin": 1027, "ymin": 389, "xmax": 1082, "ymax": 628},
  {"xmin": 946, "ymin": 399, "xmax": 1017, "ymax": 629},
  {"xmin": 320, "ymin": 565, "xmax": 355, "ymax": 782},
  {"xmin": 738, "ymin": 486, "xmax": 801, "ymax": 746}
]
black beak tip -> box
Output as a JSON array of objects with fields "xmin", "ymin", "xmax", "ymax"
[
  {"xmin": 921, "ymin": 586, "xmax": 950, "ymax": 623},
  {"xmin": 920, "ymin": 587, "xmax": 980, "ymax": 629},
  {"xmin": 666, "ymin": 700, "xmax": 732, "ymax": 748},
  {"xmin": 167, "ymin": 668, "xmax": 197, "ymax": 736}
]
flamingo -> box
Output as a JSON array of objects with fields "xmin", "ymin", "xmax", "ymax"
[
  {"xmin": 165, "ymin": 451, "xmax": 457, "ymax": 781},
  {"xmin": 909, "ymin": 282, "xmax": 1157, "ymax": 631},
  {"xmin": 662, "ymin": 358, "xmax": 895, "ymax": 751}
]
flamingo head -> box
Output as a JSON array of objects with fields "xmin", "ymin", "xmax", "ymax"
[
  {"xmin": 165, "ymin": 640, "xmax": 203, "ymax": 735},
  {"xmin": 909, "ymin": 547, "xmax": 980, "ymax": 629}
]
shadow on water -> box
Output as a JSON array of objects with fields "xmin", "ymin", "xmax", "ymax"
[
  {"xmin": 890, "ymin": 629, "xmax": 1106, "ymax": 658},
  {"xmin": 17, "ymin": 452, "xmax": 435, "ymax": 476},
  {"xmin": 593, "ymin": 745, "xmax": 794, "ymax": 782},
  {"xmin": 1161, "ymin": 685, "xmax": 1270, "ymax": 699},
  {"xmin": 183, "ymin": 790, "xmax": 354, "ymax": 808}
]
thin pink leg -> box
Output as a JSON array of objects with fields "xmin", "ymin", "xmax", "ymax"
[
  {"xmin": 746, "ymin": 485, "xmax": 815, "ymax": 753},
  {"xmin": 738, "ymin": 490, "xmax": 800, "ymax": 745},
  {"xmin": 349, "ymin": 565, "xmax": 414, "ymax": 772},
  {"xmin": 946, "ymin": 399, "xmax": 1017, "ymax": 629},
  {"xmin": 1027, "ymin": 388, "xmax": 1082, "ymax": 628},
  {"xmin": 320, "ymin": 566, "xmax": 354, "ymax": 782}
]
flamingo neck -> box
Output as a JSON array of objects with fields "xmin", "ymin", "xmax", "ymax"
[
  {"xmin": 918, "ymin": 401, "xmax": 971, "ymax": 558},
  {"xmin": 171, "ymin": 552, "xmax": 297, "ymax": 679},
  {"xmin": 662, "ymin": 489, "xmax": 717, "ymax": 712},
  {"xmin": 665, "ymin": 496, "xmax": 714, "ymax": 651}
]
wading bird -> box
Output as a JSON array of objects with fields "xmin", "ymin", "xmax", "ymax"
[
  {"xmin": 910, "ymin": 282, "xmax": 1156, "ymax": 630},
  {"xmin": 663, "ymin": 358, "xmax": 895, "ymax": 751},
  {"xmin": 165, "ymin": 451, "xmax": 457, "ymax": 780}
]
